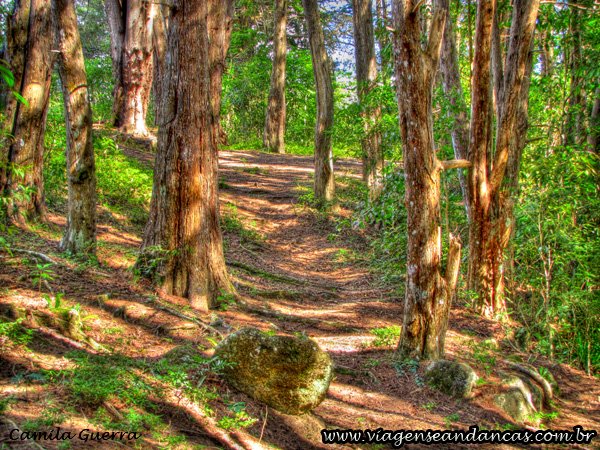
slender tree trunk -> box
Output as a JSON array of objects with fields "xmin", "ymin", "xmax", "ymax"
[
  {"xmin": 54, "ymin": 0, "xmax": 97, "ymax": 255},
  {"xmin": 105, "ymin": 0, "xmax": 154, "ymax": 136},
  {"xmin": 264, "ymin": 0, "xmax": 288, "ymax": 154},
  {"xmin": 208, "ymin": 0, "xmax": 234, "ymax": 148},
  {"xmin": 438, "ymin": 0, "xmax": 471, "ymax": 220},
  {"xmin": 152, "ymin": 5, "xmax": 167, "ymax": 126},
  {"xmin": 564, "ymin": 4, "xmax": 585, "ymax": 147},
  {"xmin": 1, "ymin": 0, "xmax": 54, "ymax": 223},
  {"xmin": 467, "ymin": 0, "xmax": 540, "ymax": 317},
  {"xmin": 303, "ymin": 0, "xmax": 335, "ymax": 203},
  {"xmin": 0, "ymin": 1, "xmax": 29, "ymax": 192},
  {"xmin": 375, "ymin": 0, "xmax": 391, "ymax": 77},
  {"xmin": 104, "ymin": 0, "xmax": 125, "ymax": 125},
  {"xmin": 352, "ymin": 0, "xmax": 384, "ymax": 199},
  {"xmin": 138, "ymin": 0, "xmax": 232, "ymax": 312},
  {"xmin": 392, "ymin": 0, "xmax": 462, "ymax": 360}
]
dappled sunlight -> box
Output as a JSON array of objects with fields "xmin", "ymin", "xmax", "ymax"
[{"xmin": 313, "ymin": 334, "xmax": 376, "ymax": 352}]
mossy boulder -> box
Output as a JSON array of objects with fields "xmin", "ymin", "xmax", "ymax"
[
  {"xmin": 424, "ymin": 360, "xmax": 478, "ymax": 398},
  {"xmin": 214, "ymin": 327, "xmax": 333, "ymax": 415}
]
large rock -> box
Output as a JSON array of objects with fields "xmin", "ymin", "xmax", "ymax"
[
  {"xmin": 424, "ymin": 360, "xmax": 478, "ymax": 398},
  {"xmin": 214, "ymin": 327, "xmax": 333, "ymax": 415}
]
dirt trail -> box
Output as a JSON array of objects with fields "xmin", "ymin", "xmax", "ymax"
[{"xmin": 1, "ymin": 147, "xmax": 598, "ymax": 450}]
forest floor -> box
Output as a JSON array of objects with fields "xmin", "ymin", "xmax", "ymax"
[{"xmin": 1, "ymin": 140, "xmax": 599, "ymax": 449}]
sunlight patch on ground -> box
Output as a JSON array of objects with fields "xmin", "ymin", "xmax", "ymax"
[{"xmin": 313, "ymin": 335, "xmax": 375, "ymax": 352}]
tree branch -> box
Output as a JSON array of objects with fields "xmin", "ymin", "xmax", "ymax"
[
  {"xmin": 426, "ymin": 7, "xmax": 446, "ymax": 64},
  {"xmin": 440, "ymin": 159, "xmax": 471, "ymax": 170}
]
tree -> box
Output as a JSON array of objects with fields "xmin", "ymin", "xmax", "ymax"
[
  {"xmin": 391, "ymin": 0, "xmax": 462, "ymax": 359},
  {"xmin": 151, "ymin": 5, "xmax": 167, "ymax": 126},
  {"xmin": 208, "ymin": 1, "xmax": 234, "ymax": 149},
  {"xmin": 1, "ymin": 0, "xmax": 54, "ymax": 223},
  {"xmin": 264, "ymin": 0, "xmax": 288, "ymax": 154},
  {"xmin": 352, "ymin": 0, "xmax": 383, "ymax": 199},
  {"xmin": 303, "ymin": 0, "xmax": 335, "ymax": 203},
  {"xmin": 54, "ymin": 0, "xmax": 97, "ymax": 255},
  {"xmin": 138, "ymin": 0, "xmax": 233, "ymax": 312},
  {"xmin": 104, "ymin": 0, "xmax": 154, "ymax": 136},
  {"xmin": 467, "ymin": 0, "xmax": 540, "ymax": 316}
]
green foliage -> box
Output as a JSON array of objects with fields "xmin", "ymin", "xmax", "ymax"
[
  {"xmin": 0, "ymin": 318, "xmax": 34, "ymax": 347},
  {"xmin": 221, "ymin": 203, "xmax": 264, "ymax": 247},
  {"xmin": 421, "ymin": 401, "xmax": 437, "ymax": 411},
  {"xmin": 0, "ymin": 396, "xmax": 15, "ymax": 414},
  {"xmin": 444, "ymin": 413, "xmax": 461, "ymax": 428},
  {"xmin": 85, "ymin": 57, "xmax": 114, "ymax": 122},
  {"xmin": 468, "ymin": 339, "xmax": 497, "ymax": 376},
  {"xmin": 216, "ymin": 292, "xmax": 237, "ymax": 311},
  {"xmin": 355, "ymin": 164, "xmax": 407, "ymax": 285},
  {"xmin": 217, "ymin": 402, "xmax": 257, "ymax": 430},
  {"xmin": 30, "ymin": 262, "xmax": 55, "ymax": 292},
  {"xmin": 63, "ymin": 352, "xmax": 153, "ymax": 406},
  {"xmin": 370, "ymin": 325, "xmax": 401, "ymax": 347}
]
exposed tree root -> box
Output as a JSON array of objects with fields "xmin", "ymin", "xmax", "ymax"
[
  {"xmin": 145, "ymin": 296, "xmax": 225, "ymax": 338},
  {"xmin": 503, "ymin": 360, "xmax": 554, "ymax": 408}
]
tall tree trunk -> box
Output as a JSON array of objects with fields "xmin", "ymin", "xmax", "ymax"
[
  {"xmin": 105, "ymin": 0, "xmax": 154, "ymax": 136},
  {"xmin": 352, "ymin": 0, "xmax": 384, "ymax": 199},
  {"xmin": 54, "ymin": 0, "xmax": 97, "ymax": 255},
  {"xmin": 208, "ymin": 0, "xmax": 234, "ymax": 148},
  {"xmin": 467, "ymin": 0, "xmax": 540, "ymax": 317},
  {"xmin": 264, "ymin": 0, "xmax": 288, "ymax": 154},
  {"xmin": 104, "ymin": 0, "xmax": 125, "ymax": 126},
  {"xmin": 438, "ymin": 0, "xmax": 471, "ymax": 220},
  {"xmin": 138, "ymin": 0, "xmax": 232, "ymax": 312},
  {"xmin": 303, "ymin": 0, "xmax": 335, "ymax": 203},
  {"xmin": 0, "ymin": 0, "xmax": 29, "ymax": 192},
  {"xmin": 564, "ymin": 4, "xmax": 585, "ymax": 147},
  {"xmin": 152, "ymin": 4, "xmax": 167, "ymax": 126},
  {"xmin": 392, "ymin": 0, "xmax": 462, "ymax": 360},
  {"xmin": 1, "ymin": 0, "xmax": 54, "ymax": 223}
]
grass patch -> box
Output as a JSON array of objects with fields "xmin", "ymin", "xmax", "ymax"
[
  {"xmin": 221, "ymin": 203, "xmax": 265, "ymax": 248},
  {"xmin": 370, "ymin": 325, "xmax": 401, "ymax": 347},
  {"xmin": 0, "ymin": 317, "xmax": 34, "ymax": 347}
]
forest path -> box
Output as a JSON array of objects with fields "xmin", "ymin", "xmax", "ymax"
[{"xmin": 217, "ymin": 150, "xmax": 401, "ymax": 350}]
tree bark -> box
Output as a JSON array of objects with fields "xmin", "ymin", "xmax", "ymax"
[
  {"xmin": 467, "ymin": 0, "xmax": 540, "ymax": 317},
  {"xmin": 1, "ymin": 0, "xmax": 54, "ymax": 223},
  {"xmin": 352, "ymin": 0, "xmax": 384, "ymax": 199},
  {"xmin": 303, "ymin": 0, "xmax": 335, "ymax": 203},
  {"xmin": 264, "ymin": 0, "xmax": 288, "ymax": 154},
  {"xmin": 104, "ymin": 0, "xmax": 154, "ymax": 136},
  {"xmin": 392, "ymin": 0, "xmax": 461, "ymax": 360},
  {"xmin": 54, "ymin": 0, "xmax": 97, "ymax": 255},
  {"xmin": 138, "ymin": 0, "xmax": 233, "ymax": 312},
  {"xmin": 151, "ymin": 4, "xmax": 167, "ymax": 126}
]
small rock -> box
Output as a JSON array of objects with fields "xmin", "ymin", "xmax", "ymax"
[
  {"xmin": 215, "ymin": 327, "xmax": 333, "ymax": 415},
  {"xmin": 494, "ymin": 388, "xmax": 539, "ymax": 425},
  {"xmin": 424, "ymin": 360, "xmax": 478, "ymax": 398}
]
